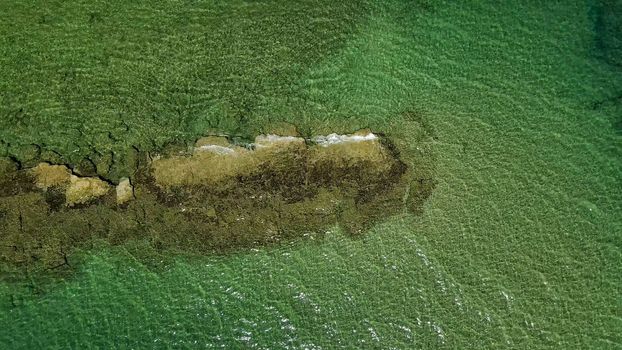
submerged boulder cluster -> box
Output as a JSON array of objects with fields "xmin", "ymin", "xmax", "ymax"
[{"xmin": 30, "ymin": 163, "xmax": 133, "ymax": 207}]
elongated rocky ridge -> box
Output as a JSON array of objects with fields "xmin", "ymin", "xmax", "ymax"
[{"xmin": 0, "ymin": 130, "xmax": 434, "ymax": 277}]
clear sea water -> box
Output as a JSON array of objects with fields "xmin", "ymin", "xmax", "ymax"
[{"xmin": 0, "ymin": 1, "xmax": 620, "ymax": 348}]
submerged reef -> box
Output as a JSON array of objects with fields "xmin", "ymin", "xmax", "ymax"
[{"xmin": 0, "ymin": 128, "xmax": 435, "ymax": 278}]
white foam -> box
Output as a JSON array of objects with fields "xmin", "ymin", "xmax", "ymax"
[
  {"xmin": 195, "ymin": 132, "xmax": 377, "ymax": 152},
  {"xmin": 312, "ymin": 132, "xmax": 377, "ymax": 146},
  {"xmin": 253, "ymin": 134, "xmax": 303, "ymax": 148},
  {"xmin": 195, "ymin": 144, "xmax": 236, "ymax": 155},
  {"xmin": 255, "ymin": 134, "xmax": 302, "ymax": 143}
]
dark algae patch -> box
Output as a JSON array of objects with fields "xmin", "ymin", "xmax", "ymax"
[
  {"xmin": 590, "ymin": 0, "xmax": 622, "ymax": 67},
  {"xmin": 0, "ymin": 127, "xmax": 436, "ymax": 280}
]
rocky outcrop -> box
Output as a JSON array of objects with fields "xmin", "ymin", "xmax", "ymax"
[{"xmin": 0, "ymin": 128, "xmax": 435, "ymax": 278}]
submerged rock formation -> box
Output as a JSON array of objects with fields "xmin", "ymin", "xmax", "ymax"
[{"xmin": 0, "ymin": 129, "xmax": 435, "ymax": 277}]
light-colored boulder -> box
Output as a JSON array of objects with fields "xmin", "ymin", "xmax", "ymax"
[
  {"xmin": 32, "ymin": 163, "xmax": 72, "ymax": 189},
  {"xmin": 116, "ymin": 177, "xmax": 135, "ymax": 205},
  {"xmin": 65, "ymin": 175, "xmax": 111, "ymax": 206}
]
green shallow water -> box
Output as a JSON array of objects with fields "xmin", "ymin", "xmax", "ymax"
[{"xmin": 1, "ymin": 0, "xmax": 621, "ymax": 348}]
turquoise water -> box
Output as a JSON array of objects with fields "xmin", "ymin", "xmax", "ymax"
[{"xmin": 1, "ymin": 1, "xmax": 621, "ymax": 348}]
